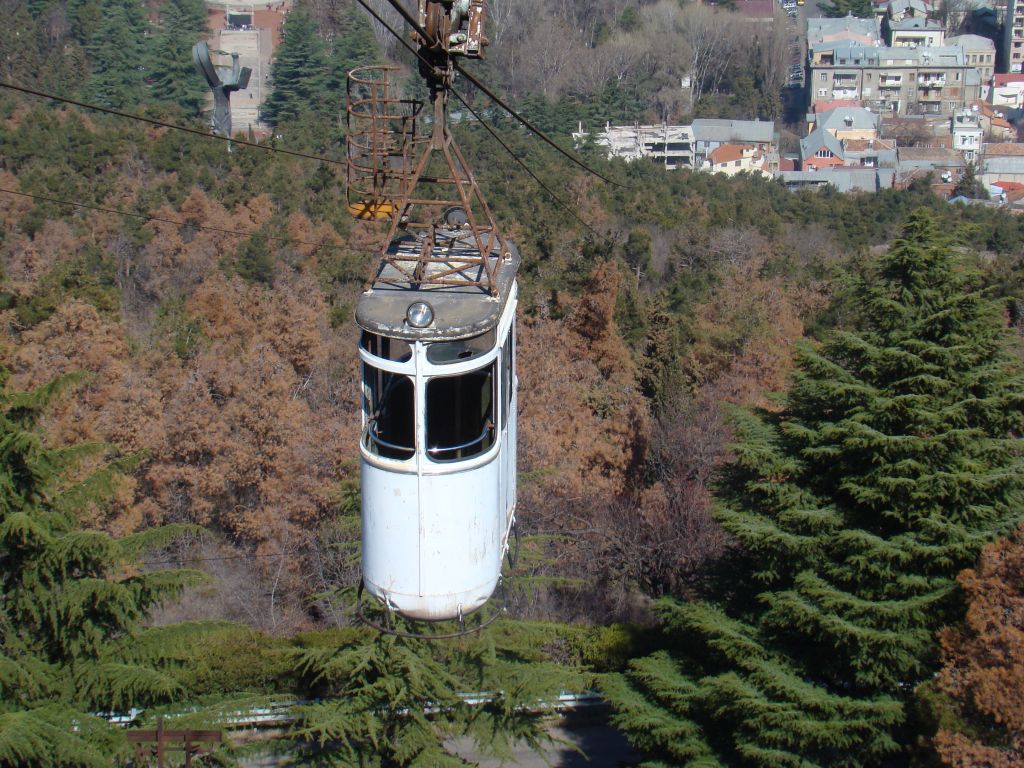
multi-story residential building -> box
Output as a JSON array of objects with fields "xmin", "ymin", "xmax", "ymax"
[
  {"xmin": 945, "ymin": 35, "xmax": 996, "ymax": 81},
  {"xmin": 1006, "ymin": 0, "xmax": 1024, "ymax": 72},
  {"xmin": 800, "ymin": 126, "xmax": 896, "ymax": 169},
  {"xmin": 691, "ymin": 119, "xmax": 779, "ymax": 170},
  {"xmin": 572, "ymin": 124, "xmax": 696, "ymax": 169},
  {"xmin": 951, "ymin": 107, "xmax": 984, "ymax": 160},
  {"xmin": 810, "ymin": 44, "xmax": 982, "ymax": 116},
  {"xmin": 888, "ymin": 16, "xmax": 945, "ymax": 47},
  {"xmin": 574, "ymin": 120, "xmax": 779, "ymax": 172}
]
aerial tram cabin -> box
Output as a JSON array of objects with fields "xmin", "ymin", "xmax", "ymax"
[
  {"xmin": 357, "ymin": 235, "xmax": 519, "ymax": 622},
  {"xmin": 345, "ymin": 0, "xmax": 518, "ymax": 628}
]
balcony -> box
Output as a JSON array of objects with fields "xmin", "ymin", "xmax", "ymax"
[
  {"xmin": 917, "ymin": 77, "xmax": 946, "ymax": 88},
  {"xmin": 832, "ymin": 88, "xmax": 860, "ymax": 99}
]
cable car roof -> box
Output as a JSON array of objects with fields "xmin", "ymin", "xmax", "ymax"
[{"xmin": 356, "ymin": 231, "xmax": 519, "ymax": 342}]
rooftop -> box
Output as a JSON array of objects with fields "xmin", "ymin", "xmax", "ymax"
[
  {"xmin": 691, "ymin": 119, "xmax": 776, "ymax": 145},
  {"xmin": 800, "ymin": 127, "xmax": 845, "ymax": 161},
  {"xmin": 944, "ymin": 34, "xmax": 995, "ymax": 50},
  {"xmin": 807, "ymin": 14, "xmax": 881, "ymax": 45},
  {"xmin": 889, "ymin": 16, "xmax": 942, "ymax": 30},
  {"xmin": 898, "ymin": 146, "xmax": 965, "ymax": 162},
  {"xmin": 710, "ymin": 144, "xmax": 752, "ymax": 164},
  {"xmin": 817, "ymin": 107, "xmax": 880, "ymax": 132},
  {"xmin": 984, "ymin": 143, "xmax": 1024, "ymax": 156}
]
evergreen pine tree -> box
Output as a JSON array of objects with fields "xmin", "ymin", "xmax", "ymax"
[
  {"xmin": 79, "ymin": 0, "xmax": 153, "ymax": 109},
  {"xmin": 0, "ymin": 372, "xmax": 201, "ymax": 766},
  {"xmin": 289, "ymin": 628, "xmax": 574, "ymax": 766},
  {"xmin": 262, "ymin": 5, "xmax": 330, "ymax": 128},
  {"xmin": 821, "ymin": 0, "xmax": 874, "ymax": 17},
  {"xmin": 150, "ymin": 0, "xmax": 209, "ymax": 114},
  {"xmin": 603, "ymin": 210, "xmax": 1024, "ymax": 766},
  {"xmin": 326, "ymin": 6, "xmax": 382, "ymax": 97}
]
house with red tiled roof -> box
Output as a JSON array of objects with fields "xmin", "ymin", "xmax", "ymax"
[{"xmin": 707, "ymin": 144, "xmax": 771, "ymax": 177}]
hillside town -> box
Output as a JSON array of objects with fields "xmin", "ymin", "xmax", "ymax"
[{"xmin": 574, "ymin": 0, "xmax": 1024, "ymax": 205}]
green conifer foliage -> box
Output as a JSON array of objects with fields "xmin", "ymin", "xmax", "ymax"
[
  {"xmin": 604, "ymin": 211, "xmax": 1024, "ymax": 766},
  {"xmin": 79, "ymin": 0, "xmax": 152, "ymax": 109},
  {"xmin": 326, "ymin": 7, "xmax": 382, "ymax": 97},
  {"xmin": 821, "ymin": 0, "xmax": 874, "ymax": 17},
  {"xmin": 289, "ymin": 629, "xmax": 575, "ymax": 766},
  {"xmin": 150, "ymin": 0, "xmax": 209, "ymax": 114},
  {"xmin": 0, "ymin": 373, "xmax": 201, "ymax": 766},
  {"xmin": 263, "ymin": 5, "xmax": 330, "ymax": 128}
]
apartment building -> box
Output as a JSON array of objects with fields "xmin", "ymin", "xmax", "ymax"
[
  {"xmin": 810, "ymin": 44, "xmax": 982, "ymax": 116},
  {"xmin": 574, "ymin": 124, "xmax": 697, "ymax": 169},
  {"xmin": 1007, "ymin": 0, "xmax": 1024, "ymax": 72},
  {"xmin": 576, "ymin": 120, "xmax": 778, "ymax": 172},
  {"xmin": 888, "ymin": 17, "xmax": 945, "ymax": 47},
  {"xmin": 944, "ymin": 34, "xmax": 996, "ymax": 81},
  {"xmin": 951, "ymin": 107, "xmax": 984, "ymax": 160}
]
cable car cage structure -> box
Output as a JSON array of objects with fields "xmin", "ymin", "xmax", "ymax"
[{"xmin": 348, "ymin": 0, "xmax": 520, "ymax": 637}]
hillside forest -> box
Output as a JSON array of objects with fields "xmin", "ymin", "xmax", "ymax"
[{"xmin": 1, "ymin": 0, "xmax": 1024, "ymax": 765}]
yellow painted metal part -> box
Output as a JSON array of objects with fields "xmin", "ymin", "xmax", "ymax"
[{"xmin": 348, "ymin": 200, "xmax": 396, "ymax": 221}]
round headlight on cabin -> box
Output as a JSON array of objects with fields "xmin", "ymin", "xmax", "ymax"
[{"xmin": 406, "ymin": 301, "xmax": 435, "ymax": 328}]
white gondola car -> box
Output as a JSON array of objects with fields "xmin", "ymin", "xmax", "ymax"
[{"xmin": 357, "ymin": 231, "xmax": 519, "ymax": 622}]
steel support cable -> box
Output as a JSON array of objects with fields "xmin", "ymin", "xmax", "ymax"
[
  {"xmin": 369, "ymin": 0, "xmax": 628, "ymax": 188},
  {"xmin": 0, "ymin": 188, "xmax": 330, "ymax": 247},
  {"xmin": 352, "ymin": 0, "xmax": 608, "ymax": 236},
  {"xmin": 0, "ymin": 81, "xmax": 347, "ymax": 167},
  {"xmin": 450, "ymin": 92, "xmax": 603, "ymax": 239}
]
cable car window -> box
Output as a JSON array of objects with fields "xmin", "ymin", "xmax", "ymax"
[
  {"xmin": 425, "ymin": 329, "xmax": 496, "ymax": 365},
  {"xmin": 363, "ymin": 364, "xmax": 415, "ymax": 460},
  {"xmin": 500, "ymin": 325, "xmax": 513, "ymax": 430},
  {"xmin": 361, "ymin": 332, "xmax": 412, "ymax": 363},
  {"xmin": 426, "ymin": 363, "xmax": 495, "ymax": 462}
]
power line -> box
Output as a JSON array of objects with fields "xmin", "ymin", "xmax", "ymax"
[
  {"xmin": 139, "ymin": 550, "xmax": 297, "ymax": 568},
  {"xmin": 368, "ymin": 0, "xmax": 627, "ymax": 188},
  {"xmin": 451, "ymin": 92, "xmax": 603, "ymax": 239},
  {"xmin": 0, "ymin": 81, "xmax": 347, "ymax": 167},
  {"xmin": 0, "ymin": 187, "xmax": 330, "ymax": 248},
  {"xmin": 452, "ymin": 62, "xmax": 628, "ymax": 189},
  {"xmin": 352, "ymin": 0, "xmax": 612, "ymax": 234}
]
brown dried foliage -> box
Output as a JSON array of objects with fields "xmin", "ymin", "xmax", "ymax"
[{"xmin": 933, "ymin": 526, "xmax": 1024, "ymax": 768}]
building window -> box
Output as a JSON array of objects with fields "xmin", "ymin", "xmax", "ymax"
[
  {"xmin": 821, "ymin": 72, "xmax": 827, "ymax": 81},
  {"xmin": 815, "ymin": 148, "xmax": 833, "ymax": 158}
]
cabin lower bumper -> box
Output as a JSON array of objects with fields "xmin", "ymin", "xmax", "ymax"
[{"xmin": 363, "ymin": 578, "xmax": 498, "ymax": 622}]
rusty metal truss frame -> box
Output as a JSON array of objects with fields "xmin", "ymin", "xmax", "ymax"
[{"xmin": 345, "ymin": 3, "xmax": 510, "ymax": 298}]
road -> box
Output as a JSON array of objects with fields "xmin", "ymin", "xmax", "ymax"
[
  {"xmin": 449, "ymin": 711, "xmax": 641, "ymax": 767},
  {"xmin": 238, "ymin": 711, "xmax": 641, "ymax": 767}
]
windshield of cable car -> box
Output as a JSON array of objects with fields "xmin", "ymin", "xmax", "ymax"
[
  {"xmin": 426, "ymin": 362, "xmax": 495, "ymax": 462},
  {"xmin": 426, "ymin": 329, "xmax": 495, "ymax": 365},
  {"xmin": 361, "ymin": 332, "xmax": 412, "ymax": 362},
  {"xmin": 363, "ymin": 365, "xmax": 415, "ymax": 460}
]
